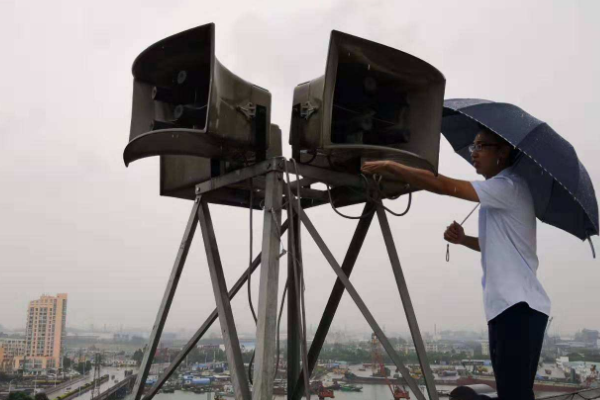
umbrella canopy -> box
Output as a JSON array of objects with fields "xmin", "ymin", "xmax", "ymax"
[{"xmin": 441, "ymin": 99, "xmax": 598, "ymax": 243}]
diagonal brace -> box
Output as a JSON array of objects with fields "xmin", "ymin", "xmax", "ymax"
[
  {"xmin": 294, "ymin": 203, "xmax": 427, "ymax": 400},
  {"xmin": 142, "ymin": 220, "xmax": 290, "ymax": 400},
  {"xmin": 198, "ymin": 198, "xmax": 251, "ymax": 400},
  {"xmin": 131, "ymin": 200, "xmax": 201, "ymax": 400},
  {"xmin": 291, "ymin": 202, "xmax": 375, "ymax": 400},
  {"xmin": 377, "ymin": 206, "xmax": 438, "ymax": 400}
]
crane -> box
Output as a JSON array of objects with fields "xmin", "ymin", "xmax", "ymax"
[{"xmin": 371, "ymin": 333, "xmax": 410, "ymax": 399}]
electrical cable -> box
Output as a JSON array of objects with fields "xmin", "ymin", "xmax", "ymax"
[
  {"xmin": 325, "ymin": 174, "xmax": 376, "ymax": 220},
  {"xmin": 298, "ymin": 151, "xmax": 318, "ymax": 165},
  {"xmin": 379, "ymin": 191, "xmax": 412, "ymax": 217},
  {"xmin": 274, "ymin": 279, "xmax": 288, "ymax": 381},
  {"xmin": 326, "ymin": 173, "xmax": 412, "ymax": 220},
  {"xmin": 369, "ymin": 174, "xmax": 412, "ymax": 217}
]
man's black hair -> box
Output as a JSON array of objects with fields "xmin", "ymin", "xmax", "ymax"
[{"xmin": 478, "ymin": 125, "xmax": 520, "ymax": 165}]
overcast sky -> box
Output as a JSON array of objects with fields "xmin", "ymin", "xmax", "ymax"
[{"xmin": 1, "ymin": 0, "xmax": 599, "ymax": 340}]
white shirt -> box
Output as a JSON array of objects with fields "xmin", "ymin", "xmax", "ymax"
[{"xmin": 471, "ymin": 167, "xmax": 551, "ymax": 322}]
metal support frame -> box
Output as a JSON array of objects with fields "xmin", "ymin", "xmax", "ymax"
[
  {"xmin": 293, "ymin": 201, "xmax": 428, "ymax": 400},
  {"xmin": 131, "ymin": 200, "xmax": 200, "ymax": 400},
  {"xmin": 252, "ymin": 170, "xmax": 283, "ymax": 400},
  {"xmin": 198, "ymin": 198, "xmax": 251, "ymax": 400},
  {"xmin": 134, "ymin": 160, "xmax": 438, "ymax": 400},
  {"xmin": 377, "ymin": 206, "xmax": 439, "ymax": 400}
]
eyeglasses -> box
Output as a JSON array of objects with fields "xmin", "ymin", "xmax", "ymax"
[{"xmin": 468, "ymin": 143, "xmax": 500, "ymax": 154}]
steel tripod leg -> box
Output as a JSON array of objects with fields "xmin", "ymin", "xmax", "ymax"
[
  {"xmin": 198, "ymin": 198, "xmax": 251, "ymax": 400},
  {"xmin": 295, "ymin": 204, "xmax": 426, "ymax": 400},
  {"xmin": 131, "ymin": 199, "xmax": 200, "ymax": 400},
  {"xmin": 377, "ymin": 206, "xmax": 438, "ymax": 400},
  {"xmin": 291, "ymin": 202, "xmax": 375, "ymax": 400},
  {"xmin": 252, "ymin": 170, "xmax": 283, "ymax": 400},
  {"xmin": 287, "ymin": 211, "xmax": 300, "ymax": 400},
  {"xmin": 143, "ymin": 220, "xmax": 290, "ymax": 400}
]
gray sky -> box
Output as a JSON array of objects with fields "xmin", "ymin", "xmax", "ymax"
[{"xmin": 1, "ymin": 0, "xmax": 599, "ymax": 339}]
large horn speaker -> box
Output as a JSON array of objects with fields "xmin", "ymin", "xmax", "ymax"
[
  {"xmin": 290, "ymin": 30, "xmax": 445, "ymax": 174},
  {"xmin": 160, "ymin": 124, "xmax": 282, "ymax": 201},
  {"xmin": 124, "ymin": 23, "xmax": 271, "ymax": 168}
]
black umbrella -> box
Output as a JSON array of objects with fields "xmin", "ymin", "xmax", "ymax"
[{"xmin": 441, "ymin": 99, "xmax": 598, "ymax": 253}]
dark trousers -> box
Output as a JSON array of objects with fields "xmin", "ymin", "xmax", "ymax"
[{"xmin": 488, "ymin": 302, "xmax": 548, "ymax": 400}]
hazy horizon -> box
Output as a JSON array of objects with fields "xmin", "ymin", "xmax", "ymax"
[{"xmin": 1, "ymin": 0, "xmax": 599, "ymax": 343}]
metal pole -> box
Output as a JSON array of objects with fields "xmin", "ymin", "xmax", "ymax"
[
  {"xmin": 252, "ymin": 170, "xmax": 283, "ymax": 400},
  {"xmin": 131, "ymin": 199, "xmax": 200, "ymax": 400},
  {"xmin": 198, "ymin": 199, "xmax": 251, "ymax": 400},
  {"xmin": 142, "ymin": 221, "xmax": 290, "ymax": 400},
  {"xmin": 294, "ymin": 204, "xmax": 426, "ymax": 400},
  {"xmin": 376, "ymin": 206, "xmax": 438, "ymax": 400},
  {"xmin": 287, "ymin": 211, "xmax": 300, "ymax": 399},
  {"xmin": 291, "ymin": 203, "xmax": 375, "ymax": 400}
]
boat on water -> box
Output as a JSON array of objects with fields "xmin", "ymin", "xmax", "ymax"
[
  {"xmin": 392, "ymin": 386, "xmax": 409, "ymax": 399},
  {"xmin": 342, "ymin": 372, "xmax": 408, "ymax": 386},
  {"xmin": 437, "ymin": 370, "xmax": 458, "ymax": 377},
  {"xmin": 339, "ymin": 384, "xmax": 362, "ymax": 392},
  {"xmin": 457, "ymin": 376, "xmax": 586, "ymax": 393}
]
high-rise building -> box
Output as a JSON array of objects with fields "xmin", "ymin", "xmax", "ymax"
[{"xmin": 13, "ymin": 293, "xmax": 68, "ymax": 373}]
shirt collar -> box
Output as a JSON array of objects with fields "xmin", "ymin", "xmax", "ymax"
[{"xmin": 496, "ymin": 166, "xmax": 513, "ymax": 178}]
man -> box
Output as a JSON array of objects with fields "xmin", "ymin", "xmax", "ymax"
[{"xmin": 361, "ymin": 128, "xmax": 550, "ymax": 400}]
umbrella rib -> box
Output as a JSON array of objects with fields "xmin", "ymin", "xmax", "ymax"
[{"xmin": 452, "ymin": 110, "xmax": 599, "ymax": 237}]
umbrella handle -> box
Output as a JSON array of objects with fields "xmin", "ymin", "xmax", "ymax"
[
  {"xmin": 446, "ymin": 204, "xmax": 480, "ymax": 263},
  {"xmin": 589, "ymin": 237, "xmax": 596, "ymax": 259}
]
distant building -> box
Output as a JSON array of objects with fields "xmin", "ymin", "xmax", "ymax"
[
  {"xmin": 13, "ymin": 293, "xmax": 68, "ymax": 373},
  {"xmin": 113, "ymin": 333, "xmax": 131, "ymax": 342},
  {"xmin": 400, "ymin": 344, "xmax": 416, "ymax": 354},
  {"xmin": 0, "ymin": 337, "xmax": 26, "ymax": 372},
  {"xmin": 579, "ymin": 329, "xmax": 599, "ymax": 348},
  {"xmin": 425, "ymin": 341, "xmax": 439, "ymax": 353},
  {"xmin": 480, "ymin": 341, "xmax": 490, "ymax": 357},
  {"xmin": 453, "ymin": 345, "xmax": 475, "ymax": 358}
]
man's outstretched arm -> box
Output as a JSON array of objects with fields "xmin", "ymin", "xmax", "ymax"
[{"xmin": 362, "ymin": 160, "xmax": 480, "ymax": 203}]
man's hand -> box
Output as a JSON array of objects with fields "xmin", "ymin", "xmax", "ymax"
[
  {"xmin": 444, "ymin": 221, "xmax": 465, "ymax": 245},
  {"xmin": 361, "ymin": 160, "xmax": 390, "ymax": 174},
  {"xmin": 361, "ymin": 160, "xmax": 397, "ymax": 180}
]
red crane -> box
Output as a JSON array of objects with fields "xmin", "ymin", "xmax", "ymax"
[{"xmin": 371, "ymin": 334, "xmax": 410, "ymax": 399}]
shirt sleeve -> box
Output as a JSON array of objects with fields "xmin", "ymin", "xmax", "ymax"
[{"xmin": 471, "ymin": 176, "xmax": 517, "ymax": 210}]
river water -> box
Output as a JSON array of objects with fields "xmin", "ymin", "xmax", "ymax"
[
  {"xmin": 152, "ymin": 363, "xmax": 456, "ymax": 400},
  {"xmin": 153, "ymin": 385, "xmax": 449, "ymax": 400},
  {"xmin": 149, "ymin": 362, "xmax": 573, "ymax": 400}
]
